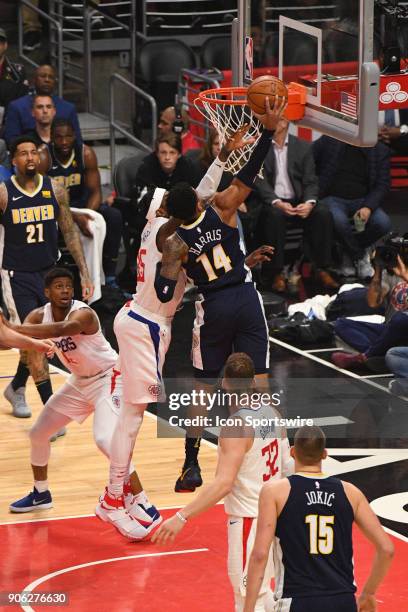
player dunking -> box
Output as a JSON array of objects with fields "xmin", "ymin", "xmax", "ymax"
[
  {"xmin": 244, "ymin": 426, "xmax": 394, "ymax": 612},
  {"xmin": 156, "ymin": 97, "xmax": 286, "ymax": 492},
  {"xmin": 9, "ymin": 267, "xmax": 155, "ymax": 537},
  {"xmin": 0, "ymin": 136, "xmax": 93, "ymax": 418},
  {"xmin": 153, "ymin": 352, "xmax": 293, "ymax": 611},
  {"xmin": 96, "ymin": 127, "xmax": 264, "ymax": 540}
]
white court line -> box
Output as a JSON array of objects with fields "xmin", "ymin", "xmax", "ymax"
[
  {"xmin": 269, "ymin": 336, "xmax": 394, "ymax": 395},
  {"xmin": 361, "ymin": 373, "xmax": 394, "ymax": 379},
  {"xmin": 0, "ymin": 502, "xmax": 224, "ymax": 527},
  {"xmin": 305, "ymin": 347, "xmax": 338, "ymax": 353},
  {"xmin": 20, "ymin": 548, "xmax": 209, "ymax": 612}
]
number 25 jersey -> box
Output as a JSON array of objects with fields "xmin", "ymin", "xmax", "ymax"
[
  {"xmin": 0, "ymin": 175, "xmax": 59, "ymax": 271},
  {"xmin": 176, "ymin": 206, "xmax": 252, "ymax": 294}
]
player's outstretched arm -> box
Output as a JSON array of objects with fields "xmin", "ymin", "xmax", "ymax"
[
  {"xmin": 0, "ymin": 318, "xmax": 53, "ymax": 353},
  {"xmin": 195, "ymin": 125, "xmax": 255, "ymax": 201},
  {"xmin": 243, "ymin": 482, "xmax": 281, "ymax": 612},
  {"xmin": 152, "ymin": 435, "xmax": 249, "ymax": 545},
  {"xmin": 344, "ymin": 482, "xmax": 394, "ymax": 612},
  {"xmin": 155, "ymin": 234, "xmax": 188, "ymax": 303},
  {"xmin": 213, "ymin": 97, "xmax": 287, "ymax": 219},
  {"xmin": 13, "ymin": 308, "xmax": 98, "ymax": 339},
  {"xmin": 53, "ymin": 179, "xmax": 94, "ymax": 301}
]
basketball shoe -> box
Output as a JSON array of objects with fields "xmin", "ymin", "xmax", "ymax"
[
  {"xmin": 4, "ymin": 383, "xmax": 31, "ymax": 418},
  {"xmin": 175, "ymin": 461, "xmax": 203, "ymax": 492},
  {"xmin": 10, "ymin": 487, "xmax": 53, "ymax": 513},
  {"xmin": 96, "ymin": 488, "xmax": 161, "ymax": 540}
]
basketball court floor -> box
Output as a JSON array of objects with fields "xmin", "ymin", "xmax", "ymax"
[{"xmin": 0, "ymin": 300, "xmax": 407, "ymax": 610}]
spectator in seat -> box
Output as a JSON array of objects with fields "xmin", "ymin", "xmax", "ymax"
[
  {"xmin": 0, "ymin": 28, "xmax": 29, "ymax": 132},
  {"xmin": 25, "ymin": 94, "xmax": 56, "ymax": 147},
  {"xmin": 4, "ymin": 65, "xmax": 82, "ymax": 146},
  {"xmin": 253, "ymin": 116, "xmax": 338, "ymax": 292},
  {"xmin": 191, "ymin": 129, "xmax": 232, "ymax": 191},
  {"xmin": 331, "ymin": 254, "xmax": 408, "ymax": 370},
  {"xmin": 135, "ymin": 133, "xmax": 199, "ymax": 194},
  {"xmin": 378, "ymin": 109, "xmax": 408, "ymax": 155},
  {"xmin": 39, "ymin": 118, "xmax": 123, "ymax": 296},
  {"xmin": 314, "ymin": 135, "xmax": 391, "ymax": 279},
  {"xmin": 158, "ymin": 106, "xmax": 201, "ymax": 154}
]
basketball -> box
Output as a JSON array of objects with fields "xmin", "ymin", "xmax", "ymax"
[{"xmin": 246, "ymin": 75, "xmax": 288, "ymax": 115}]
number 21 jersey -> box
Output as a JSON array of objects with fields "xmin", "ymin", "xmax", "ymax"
[{"xmin": 0, "ymin": 175, "xmax": 59, "ymax": 271}]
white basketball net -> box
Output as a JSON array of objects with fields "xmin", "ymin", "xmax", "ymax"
[{"xmin": 195, "ymin": 88, "xmax": 262, "ymax": 175}]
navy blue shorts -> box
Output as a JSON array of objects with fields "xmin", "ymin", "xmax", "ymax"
[
  {"xmin": 1, "ymin": 269, "xmax": 50, "ymax": 323},
  {"xmin": 281, "ymin": 593, "xmax": 357, "ymax": 612},
  {"xmin": 192, "ymin": 282, "xmax": 269, "ymax": 378}
]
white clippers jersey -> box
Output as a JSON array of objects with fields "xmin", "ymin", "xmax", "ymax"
[
  {"xmin": 133, "ymin": 217, "xmax": 186, "ymax": 320},
  {"xmin": 43, "ymin": 300, "xmax": 118, "ymax": 377},
  {"xmin": 223, "ymin": 405, "xmax": 292, "ymax": 518}
]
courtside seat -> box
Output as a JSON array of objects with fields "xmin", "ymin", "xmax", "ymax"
[{"xmin": 390, "ymin": 156, "xmax": 408, "ymax": 191}]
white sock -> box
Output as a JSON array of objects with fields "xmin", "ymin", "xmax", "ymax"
[
  {"xmin": 108, "ymin": 402, "xmax": 145, "ymax": 498},
  {"xmin": 34, "ymin": 479, "xmax": 48, "ymax": 493},
  {"xmin": 133, "ymin": 490, "xmax": 149, "ymax": 506}
]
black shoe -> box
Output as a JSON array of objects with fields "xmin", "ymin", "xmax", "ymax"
[
  {"xmin": 175, "ymin": 462, "xmax": 203, "ymax": 492},
  {"xmin": 23, "ymin": 31, "xmax": 41, "ymax": 52}
]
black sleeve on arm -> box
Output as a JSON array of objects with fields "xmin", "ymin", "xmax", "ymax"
[
  {"xmin": 154, "ymin": 262, "xmax": 177, "ymax": 303},
  {"xmin": 235, "ymin": 129, "xmax": 274, "ymax": 188}
]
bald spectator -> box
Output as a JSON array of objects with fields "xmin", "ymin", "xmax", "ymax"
[
  {"xmin": 158, "ymin": 105, "xmax": 200, "ymax": 154},
  {"xmin": 4, "ymin": 65, "xmax": 81, "ymax": 146}
]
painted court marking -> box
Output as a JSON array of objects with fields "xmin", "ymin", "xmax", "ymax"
[
  {"xmin": 269, "ymin": 336, "xmax": 394, "ymax": 395},
  {"xmin": 21, "ymin": 548, "xmax": 209, "ymax": 612}
]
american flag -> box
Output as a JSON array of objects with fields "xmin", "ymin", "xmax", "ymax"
[{"xmin": 340, "ymin": 91, "xmax": 357, "ymax": 117}]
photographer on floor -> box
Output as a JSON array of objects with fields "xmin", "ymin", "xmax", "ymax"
[{"xmin": 331, "ymin": 234, "xmax": 408, "ymax": 370}]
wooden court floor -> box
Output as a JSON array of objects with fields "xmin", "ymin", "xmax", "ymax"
[{"xmin": 0, "ymin": 351, "xmax": 218, "ymax": 524}]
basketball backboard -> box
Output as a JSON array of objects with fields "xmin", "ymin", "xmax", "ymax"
[{"xmin": 235, "ymin": 0, "xmax": 380, "ymax": 146}]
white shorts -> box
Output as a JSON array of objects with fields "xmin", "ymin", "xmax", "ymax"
[
  {"xmin": 114, "ymin": 303, "xmax": 171, "ymax": 403},
  {"xmin": 227, "ymin": 515, "xmax": 274, "ymax": 612},
  {"xmin": 47, "ymin": 366, "xmax": 122, "ymax": 424}
]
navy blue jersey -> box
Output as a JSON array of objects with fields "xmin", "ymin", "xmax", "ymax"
[
  {"xmin": 48, "ymin": 143, "xmax": 87, "ymax": 208},
  {"xmin": 176, "ymin": 206, "xmax": 251, "ymax": 293},
  {"xmin": 1, "ymin": 175, "xmax": 59, "ymax": 271},
  {"xmin": 274, "ymin": 474, "xmax": 356, "ymax": 600}
]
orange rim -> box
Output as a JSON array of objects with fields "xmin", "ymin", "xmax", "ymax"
[{"xmin": 197, "ymin": 87, "xmax": 248, "ymax": 105}]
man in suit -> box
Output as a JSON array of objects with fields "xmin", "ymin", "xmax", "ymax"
[
  {"xmin": 378, "ymin": 108, "xmax": 408, "ymax": 155},
  {"xmin": 3, "ymin": 65, "xmax": 82, "ymax": 146},
  {"xmin": 254, "ymin": 117, "xmax": 337, "ymax": 292},
  {"xmin": 314, "ymin": 135, "xmax": 391, "ymax": 279}
]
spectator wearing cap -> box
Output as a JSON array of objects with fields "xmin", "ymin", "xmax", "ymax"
[
  {"xmin": 4, "ymin": 64, "xmax": 82, "ymax": 146},
  {"xmin": 0, "ymin": 29, "xmax": 28, "ymax": 86},
  {"xmin": 158, "ymin": 106, "xmax": 201, "ymax": 154},
  {"xmin": 0, "ymin": 28, "xmax": 29, "ymax": 136}
]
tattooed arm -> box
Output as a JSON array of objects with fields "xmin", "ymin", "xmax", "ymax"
[{"xmin": 52, "ymin": 179, "xmax": 94, "ymax": 301}]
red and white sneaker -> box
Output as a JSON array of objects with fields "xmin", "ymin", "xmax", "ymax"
[
  {"xmin": 95, "ymin": 488, "xmax": 149, "ymax": 541},
  {"xmin": 126, "ymin": 495, "xmax": 162, "ymax": 535}
]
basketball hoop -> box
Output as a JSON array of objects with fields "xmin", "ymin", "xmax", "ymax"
[
  {"xmin": 195, "ymin": 82, "xmax": 307, "ymax": 175},
  {"xmin": 195, "ymin": 86, "xmax": 262, "ymax": 175}
]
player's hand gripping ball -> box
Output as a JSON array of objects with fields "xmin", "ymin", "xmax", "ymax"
[{"xmin": 246, "ymin": 75, "xmax": 288, "ymax": 115}]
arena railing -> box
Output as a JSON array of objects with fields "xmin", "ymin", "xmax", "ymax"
[
  {"xmin": 178, "ymin": 68, "xmax": 222, "ymax": 144},
  {"xmin": 18, "ymin": 0, "xmax": 64, "ymax": 98},
  {"xmin": 109, "ymin": 72, "xmax": 157, "ymax": 184}
]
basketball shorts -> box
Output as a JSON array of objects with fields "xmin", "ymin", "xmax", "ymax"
[
  {"xmin": 114, "ymin": 303, "xmax": 172, "ymax": 404},
  {"xmin": 227, "ymin": 515, "xmax": 274, "ymax": 611},
  {"xmin": 1, "ymin": 268, "xmax": 50, "ymax": 323},
  {"xmin": 275, "ymin": 593, "xmax": 357, "ymax": 612},
  {"xmin": 192, "ymin": 283, "xmax": 270, "ymax": 379},
  {"xmin": 47, "ymin": 366, "xmax": 122, "ymax": 423}
]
